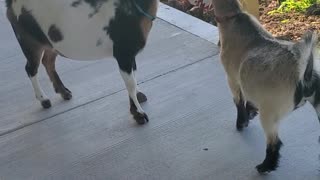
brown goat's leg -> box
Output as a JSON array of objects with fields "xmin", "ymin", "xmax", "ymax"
[
  {"xmin": 42, "ymin": 50, "xmax": 72, "ymax": 100},
  {"xmin": 235, "ymin": 94, "xmax": 249, "ymax": 131},
  {"xmin": 256, "ymin": 108, "xmax": 283, "ymax": 173},
  {"xmin": 227, "ymin": 78, "xmax": 249, "ymax": 131}
]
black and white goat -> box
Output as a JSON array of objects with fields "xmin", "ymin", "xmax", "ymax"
[
  {"xmin": 5, "ymin": 0, "xmax": 159, "ymax": 124},
  {"xmin": 212, "ymin": 0, "xmax": 319, "ymax": 173}
]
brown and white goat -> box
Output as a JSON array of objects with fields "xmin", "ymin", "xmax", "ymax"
[
  {"xmin": 212, "ymin": 0, "xmax": 319, "ymax": 173},
  {"xmin": 5, "ymin": 0, "xmax": 159, "ymax": 124}
]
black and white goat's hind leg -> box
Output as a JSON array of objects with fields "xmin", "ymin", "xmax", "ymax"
[
  {"xmin": 23, "ymin": 47, "xmax": 51, "ymax": 108},
  {"xmin": 42, "ymin": 50, "xmax": 72, "ymax": 100},
  {"xmin": 114, "ymin": 50, "xmax": 148, "ymax": 125},
  {"xmin": 256, "ymin": 106, "xmax": 288, "ymax": 173},
  {"xmin": 25, "ymin": 50, "xmax": 51, "ymax": 109},
  {"xmin": 17, "ymin": 36, "xmax": 51, "ymax": 108},
  {"xmin": 7, "ymin": 9, "xmax": 50, "ymax": 108}
]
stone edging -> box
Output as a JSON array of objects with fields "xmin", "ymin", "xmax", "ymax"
[{"xmin": 157, "ymin": 3, "xmax": 220, "ymax": 45}]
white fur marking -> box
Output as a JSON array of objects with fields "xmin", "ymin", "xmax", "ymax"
[
  {"xmin": 120, "ymin": 70, "xmax": 144, "ymax": 114},
  {"xmin": 30, "ymin": 75, "xmax": 48, "ymax": 101}
]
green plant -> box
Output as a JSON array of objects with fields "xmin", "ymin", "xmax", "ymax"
[{"xmin": 269, "ymin": 0, "xmax": 320, "ymax": 14}]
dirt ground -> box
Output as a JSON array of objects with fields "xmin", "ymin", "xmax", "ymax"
[
  {"xmin": 161, "ymin": 0, "xmax": 320, "ymax": 42},
  {"xmin": 259, "ymin": 0, "xmax": 320, "ymax": 41}
]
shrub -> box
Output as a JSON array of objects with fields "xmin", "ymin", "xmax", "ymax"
[{"xmin": 269, "ymin": 0, "xmax": 320, "ymax": 14}]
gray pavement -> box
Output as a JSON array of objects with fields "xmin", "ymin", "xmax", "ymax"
[{"xmin": 0, "ymin": 1, "xmax": 319, "ymax": 179}]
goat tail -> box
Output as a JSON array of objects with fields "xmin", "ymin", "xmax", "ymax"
[
  {"xmin": 302, "ymin": 31, "xmax": 318, "ymax": 62},
  {"xmin": 298, "ymin": 31, "xmax": 319, "ymax": 82},
  {"xmin": 302, "ymin": 31, "xmax": 318, "ymax": 47}
]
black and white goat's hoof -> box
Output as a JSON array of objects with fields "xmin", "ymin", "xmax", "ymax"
[
  {"xmin": 41, "ymin": 99, "xmax": 52, "ymax": 109},
  {"xmin": 129, "ymin": 95, "xmax": 149, "ymax": 125},
  {"xmin": 137, "ymin": 92, "xmax": 147, "ymax": 103},
  {"xmin": 61, "ymin": 88, "xmax": 73, "ymax": 100},
  {"xmin": 133, "ymin": 112, "xmax": 149, "ymax": 125},
  {"xmin": 56, "ymin": 87, "xmax": 72, "ymax": 100}
]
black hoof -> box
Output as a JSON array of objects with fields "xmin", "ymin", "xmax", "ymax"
[
  {"xmin": 64, "ymin": 87, "xmax": 72, "ymax": 94},
  {"xmin": 236, "ymin": 120, "xmax": 249, "ymax": 131},
  {"xmin": 133, "ymin": 112, "xmax": 149, "ymax": 125},
  {"xmin": 256, "ymin": 140, "xmax": 282, "ymax": 174},
  {"xmin": 137, "ymin": 92, "xmax": 147, "ymax": 103},
  {"xmin": 61, "ymin": 91, "xmax": 72, "ymax": 100},
  {"xmin": 236, "ymin": 98, "xmax": 250, "ymax": 131},
  {"xmin": 41, "ymin": 99, "xmax": 52, "ymax": 109},
  {"xmin": 248, "ymin": 110, "xmax": 258, "ymax": 120},
  {"xmin": 256, "ymin": 163, "xmax": 276, "ymax": 174},
  {"xmin": 59, "ymin": 88, "xmax": 72, "ymax": 100},
  {"xmin": 247, "ymin": 107, "xmax": 258, "ymax": 120},
  {"xmin": 246, "ymin": 101, "xmax": 258, "ymax": 120}
]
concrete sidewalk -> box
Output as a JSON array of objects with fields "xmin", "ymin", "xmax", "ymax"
[{"xmin": 0, "ymin": 2, "xmax": 319, "ymax": 179}]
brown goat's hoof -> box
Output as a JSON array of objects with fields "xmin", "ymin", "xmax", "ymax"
[
  {"xmin": 41, "ymin": 99, "xmax": 52, "ymax": 109},
  {"xmin": 236, "ymin": 120, "xmax": 249, "ymax": 131},
  {"xmin": 137, "ymin": 92, "xmax": 147, "ymax": 103},
  {"xmin": 133, "ymin": 113, "xmax": 149, "ymax": 125},
  {"xmin": 256, "ymin": 163, "xmax": 275, "ymax": 174},
  {"xmin": 256, "ymin": 154, "xmax": 281, "ymax": 173},
  {"xmin": 246, "ymin": 102, "xmax": 258, "ymax": 120},
  {"xmin": 248, "ymin": 110, "xmax": 258, "ymax": 120},
  {"xmin": 256, "ymin": 140, "xmax": 282, "ymax": 174}
]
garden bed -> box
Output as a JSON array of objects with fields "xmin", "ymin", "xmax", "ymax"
[{"xmin": 161, "ymin": 0, "xmax": 320, "ymax": 42}]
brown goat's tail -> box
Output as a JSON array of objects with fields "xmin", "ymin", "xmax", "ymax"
[
  {"xmin": 301, "ymin": 31, "xmax": 318, "ymax": 62},
  {"xmin": 302, "ymin": 31, "xmax": 318, "ymax": 45},
  {"xmin": 294, "ymin": 31, "xmax": 318, "ymax": 82}
]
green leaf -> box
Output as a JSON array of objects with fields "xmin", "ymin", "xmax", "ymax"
[
  {"xmin": 267, "ymin": 0, "xmax": 316, "ymax": 14},
  {"xmin": 281, "ymin": 19, "xmax": 290, "ymax": 23}
]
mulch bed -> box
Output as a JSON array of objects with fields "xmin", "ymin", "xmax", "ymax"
[
  {"xmin": 259, "ymin": 0, "xmax": 320, "ymax": 41},
  {"xmin": 161, "ymin": 0, "xmax": 320, "ymax": 42}
]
